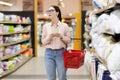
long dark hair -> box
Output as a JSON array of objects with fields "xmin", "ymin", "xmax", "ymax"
[{"xmin": 51, "ymin": 5, "xmax": 62, "ymax": 21}]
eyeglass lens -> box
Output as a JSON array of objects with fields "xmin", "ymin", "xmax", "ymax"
[{"xmin": 47, "ymin": 9, "xmax": 55, "ymax": 13}]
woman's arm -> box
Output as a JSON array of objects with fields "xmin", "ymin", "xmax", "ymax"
[
  {"xmin": 61, "ymin": 24, "xmax": 71, "ymax": 44},
  {"xmin": 41, "ymin": 24, "xmax": 52, "ymax": 45}
]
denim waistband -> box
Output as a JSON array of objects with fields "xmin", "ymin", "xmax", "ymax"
[{"xmin": 46, "ymin": 48, "xmax": 65, "ymax": 51}]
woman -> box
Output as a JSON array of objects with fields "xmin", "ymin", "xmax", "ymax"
[{"xmin": 41, "ymin": 5, "xmax": 71, "ymax": 80}]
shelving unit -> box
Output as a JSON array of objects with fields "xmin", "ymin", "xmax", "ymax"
[
  {"xmin": 91, "ymin": 2, "xmax": 120, "ymax": 63},
  {"xmin": 92, "ymin": 3, "xmax": 115, "ymax": 15},
  {"xmin": 0, "ymin": 38, "xmax": 30, "ymax": 47},
  {"xmin": 0, "ymin": 57, "xmax": 32, "ymax": 77},
  {"xmin": 92, "ymin": 2, "xmax": 120, "ymax": 16},
  {"xmin": 88, "ymin": 1, "xmax": 120, "ymax": 80},
  {"xmin": 0, "ymin": 11, "xmax": 34, "ymax": 78},
  {"xmin": 0, "ymin": 31, "xmax": 31, "ymax": 36},
  {"xmin": 0, "ymin": 47, "xmax": 31, "ymax": 61},
  {"xmin": 0, "ymin": 22, "xmax": 31, "ymax": 25}
]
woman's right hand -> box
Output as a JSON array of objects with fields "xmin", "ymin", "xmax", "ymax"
[
  {"xmin": 49, "ymin": 33, "xmax": 61, "ymax": 39},
  {"xmin": 49, "ymin": 33, "xmax": 56, "ymax": 38}
]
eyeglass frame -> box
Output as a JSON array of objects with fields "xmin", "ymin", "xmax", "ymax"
[{"xmin": 46, "ymin": 9, "xmax": 55, "ymax": 13}]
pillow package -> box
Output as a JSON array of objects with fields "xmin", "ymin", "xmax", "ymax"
[
  {"xmin": 108, "ymin": 9, "xmax": 120, "ymax": 34},
  {"xmin": 97, "ymin": 64, "xmax": 107, "ymax": 80},
  {"xmin": 97, "ymin": 14, "xmax": 109, "ymax": 25},
  {"xmin": 96, "ymin": 14, "xmax": 110, "ymax": 34},
  {"xmin": 84, "ymin": 50, "xmax": 93, "ymax": 73},
  {"xmin": 93, "ymin": 0, "xmax": 102, "ymax": 9},
  {"xmin": 116, "ymin": 0, "xmax": 120, "ymax": 3},
  {"xmin": 110, "ymin": 71, "xmax": 120, "ymax": 80},
  {"xmin": 94, "ymin": 35, "xmax": 108, "ymax": 58},
  {"xmin": 84, "ymin": 24, "xmax": 91, "ymax": 33},
  {"xmin": 0, "ymin": 12, "xmax": 4, "ymax": 22},
  {"xmin": 107, "ymin": 43, "xmax": 120, "ymax": 74},
  {"xmin": 88, "ymin": 14, "xmax": 97, "ymax": 28},
  {"xmin": 90, "ymin": 32, "xmax": 99, "ymax": 47},
  {"xmin": 93, "ymin": 0, "xmax": 109, "ymax": 9}
]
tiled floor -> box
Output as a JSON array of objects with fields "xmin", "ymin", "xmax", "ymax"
[{"xmin": 1, "ymin": 45, "xmax": 91, "ymax": 80}]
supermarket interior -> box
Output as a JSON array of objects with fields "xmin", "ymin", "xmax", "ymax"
[{"xmin": 0, "ymin": 0, "xmax": 120, "ymax": 80}]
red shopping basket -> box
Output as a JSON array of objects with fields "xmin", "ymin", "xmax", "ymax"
[{"xmin": 63, "ymin": 50, "xmax": 85, "ymax": 69}]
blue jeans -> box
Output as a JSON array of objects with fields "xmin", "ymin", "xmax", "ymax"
[{"xmin": 44, "ymin": 48, "xmax": 67, "ymax": 80}]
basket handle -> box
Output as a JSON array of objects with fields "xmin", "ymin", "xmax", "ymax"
[{"xmin": 66, "ymin": 49, "xmax": 72, "ymax": 53}]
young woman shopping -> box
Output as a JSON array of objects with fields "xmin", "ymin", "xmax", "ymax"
[{"xmin": 41, "ymin": 5, "xmax": 71, "ymax": 80}]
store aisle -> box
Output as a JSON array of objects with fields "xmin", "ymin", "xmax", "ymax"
[{"xmin": 2, "ymin": 46, "xmax": 90, "ymax": 80}]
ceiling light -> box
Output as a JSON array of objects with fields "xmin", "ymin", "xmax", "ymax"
[
  {"xmin": 69, "ymin": 13, "xmax": 73, "ymax": 16},
  {"xmin": 59, "ymin": 0, "xmax": 63, "ymax": 2},
  {"xmin": 0, "ymin": 1, "xmax": 13, "ymax": 6},
  {"xmin": 44, "ymin": 13, "xmax": 47, "ymax": 17},
  {"xmin": 61, "ymin": 2, "xmax": 64, "ymax": 7}
]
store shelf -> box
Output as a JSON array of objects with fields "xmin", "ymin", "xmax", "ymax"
[
  {"xmin": 0, "ymin": 31, "xmax": 31, "ymax": 36},
  {"xmin": 0, "ymin": 38, "xmax": 30, "ymax": 47},
  {"xmin": 92, "ymin": 3, "xmax": 120, "ymax": 15},
  {"xmin": 0, "ymin": 22, "xmax": 31, "ymax": 25},
  {"xmin": 0, "ymin": 47, "xmax": 31, "ymax": 61},
  {"xmin": 0, "ymin": 57, "xmax": 32, "ymax": 78},
  {"xmin": 83, "ymin": 1, "xmax": 120, "ymax": 80},
  {"xmin": 0, "ymin": 11, "xmax": 34, "ymax": 78}
]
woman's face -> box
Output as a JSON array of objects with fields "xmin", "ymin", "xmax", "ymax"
[{"xmin": 46, "ymin": 7, "xmax": 58, "ymax": 20}]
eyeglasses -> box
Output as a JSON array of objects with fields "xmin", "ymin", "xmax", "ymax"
[{"xmin": 46, "ymin": 9, "xmax": 55, "ymax": 13}]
